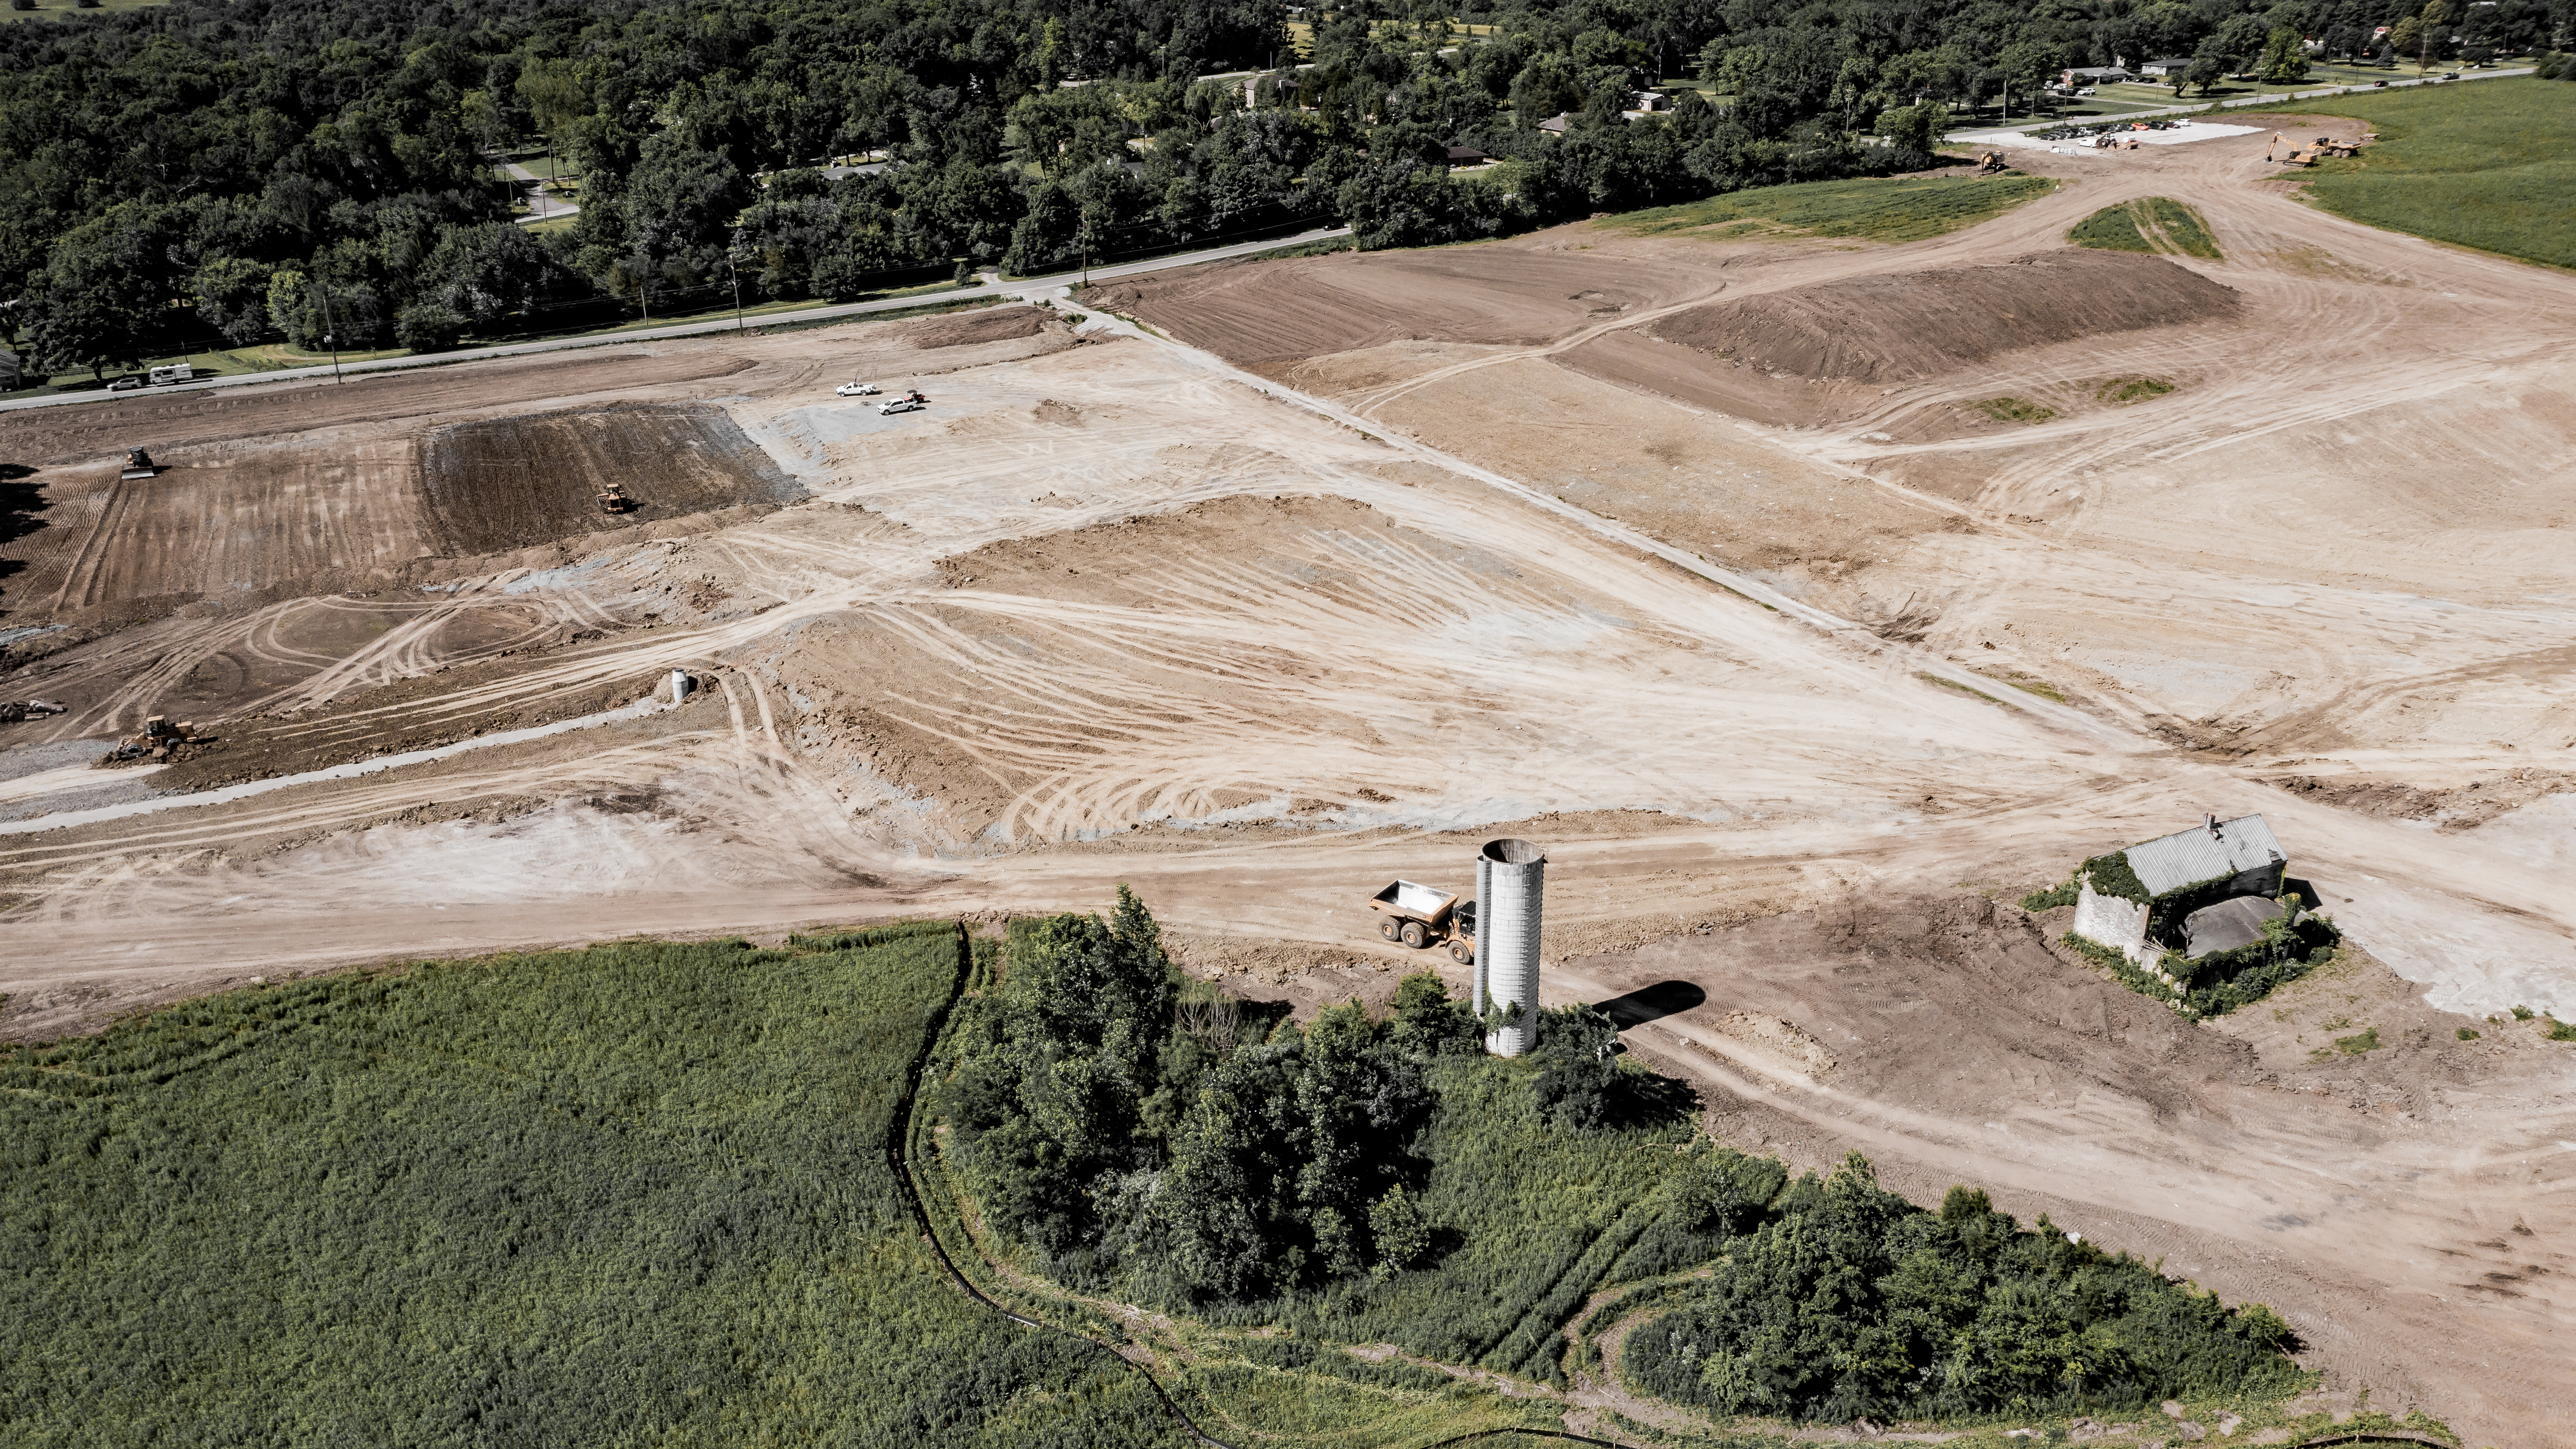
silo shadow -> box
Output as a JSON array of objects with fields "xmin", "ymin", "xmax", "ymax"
[{"xmin": 1589, "ymin": 980, "xmax": 1706, "ymax": 1030}]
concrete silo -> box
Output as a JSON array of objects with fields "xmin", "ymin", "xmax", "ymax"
[{"xmin": 1476, "ymin": 837, "xmax": 1545, "ymax": 1057}]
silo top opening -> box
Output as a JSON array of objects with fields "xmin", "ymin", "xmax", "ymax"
[{"xmin": 1482, "ymin": 837, "xmax": 1544, "ymax": 865}]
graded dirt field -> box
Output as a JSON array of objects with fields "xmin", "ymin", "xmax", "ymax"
[{"xmin": 0, "ymin": 124, "xmax": 2570, "ymax": 1448}]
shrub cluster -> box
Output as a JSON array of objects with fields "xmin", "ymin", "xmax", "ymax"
[{"xmin": 1624, "ymin": 1173, "xmax": 2300, "ymax": 1421}]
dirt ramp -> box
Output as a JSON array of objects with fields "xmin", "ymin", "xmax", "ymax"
[
  {"xmin": 1649, "ymin": 250, "xmax": 2240, "ymax": 384},
  {"xmin": 421, "ymin": 403, "xmax": 797, "ymax": 557},
  {"xmin": 1082, "ymin": 243, "xmax": 1706, "ymax": 366},
  {"xmin": 899, "ymin": 304, "xmax": 1056, "ymax": 348}
]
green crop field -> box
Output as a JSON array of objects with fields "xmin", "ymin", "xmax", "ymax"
[
  {"xmin": 2248, "ymin": 77, "xmax": 2576, "ymax": 270},
  {"xmin": 0, "ymin": 926, "xmax": 1192, "ymax": 1448},
  {"xmin": 1602, "ymin": 173, "xmax": 2056, "ymax": 245}
]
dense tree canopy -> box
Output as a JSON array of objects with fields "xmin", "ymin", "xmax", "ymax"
[{"xmin": 3, "ymin": 0, "xmax": 2567, "ymax": 373}]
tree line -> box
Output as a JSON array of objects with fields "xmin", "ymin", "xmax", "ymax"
[{"xmin": 5, "ymin": 0, "xmax": 2566, "ymax": 380}]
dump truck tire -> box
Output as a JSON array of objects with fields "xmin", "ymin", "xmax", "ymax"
[
  {"xmin": 1401, "ymin": 921, "xmax": 1428, "ymax": 949},
  {"xmin": 1380, "ymin": 919, "xmax": 1400, "ymax": 941}
]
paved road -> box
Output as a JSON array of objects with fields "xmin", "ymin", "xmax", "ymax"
[
  {"xmin": 1946, "ymin": 64, "xmax": 2535, "ymax": 141},
  {"xmin": 501, "ymin": 160, "xmax": 580, "ymax": 225},
  {"xmin": 0, "ymin": 225, "xmax": 1352, "ymax": 416}
]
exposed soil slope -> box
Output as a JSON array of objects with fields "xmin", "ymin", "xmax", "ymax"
[
  {"xmin": 901, "ymin": 303, "xmax": 1057, "ymax": 348},
  {"xmin": 1083, "ymin": 243, "xmax": 1713, "ymax": 365},
  {"xmin": 1646, "ymin": 249, "xmax": 2241, "ymax": 384},
  {"xmin": 422, "ymin": 402, "xmax": 798, "ymax": 556}
]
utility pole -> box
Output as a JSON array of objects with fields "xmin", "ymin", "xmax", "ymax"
[
  {"xmin": 726, "ymin": 254, "xmax": 745, "ymax": 333},
  {"xmin": 314, "ymin": 279, "xmax": 343, "ymax": 384}
]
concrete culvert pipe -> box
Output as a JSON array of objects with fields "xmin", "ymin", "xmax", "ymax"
[
  {"xmin": 669, "ymin": 670, "xmax": 693, "ymax": 705},
  {"xmin": 1479, "ymin": 836, "xmax": 1545, "ymax": 1057}
]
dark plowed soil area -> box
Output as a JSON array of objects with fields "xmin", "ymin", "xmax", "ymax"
[
  {"xmin": 900, "ymin": 304, "xmax": 1057, "ymax": 348},
  {"xmin": 1647, "ymin": 250, "xmax": 2240, "ymax": 384},
  {"xmin": 421, "ymin": 403, "xmax": 798, "ymax": 557}
]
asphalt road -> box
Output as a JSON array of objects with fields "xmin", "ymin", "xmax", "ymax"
[
  {"xmin": 501, "ymin": 160, "xmax": 581, "ymax": 225},
  {"xmin": 0, "ymin": 224, "xmax": 1353, "ymax": 417}
]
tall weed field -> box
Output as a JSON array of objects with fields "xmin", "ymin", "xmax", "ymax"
[{"xmin": 0, "ymin": 930, "xmax": 1182, "ymax": 1448}]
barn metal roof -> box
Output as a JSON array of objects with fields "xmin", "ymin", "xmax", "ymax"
[{"xmin": 2122, "ymin": 814, "xmax": 2286, "ymax": 896}]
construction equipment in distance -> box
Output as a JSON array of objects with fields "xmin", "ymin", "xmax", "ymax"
[
  {"xmin": 120, "ymin": 447, "xmax": 159, "ymax": 481},
  {"xmin": 596, "ymin": 482, "xmax": 637, "ymax": 513},
  {"xmin": 1974, "ymin": 151, "xmax": 2009, "ymax": 174},
  {"xmin": 2271, "ymin": 132, "xmax": 2367, "ymax": 166},
  {"xmin": 104, "ymin": 714, "xmax": 201, "ymax": 762},
  {"xmin": 1369, "ymin": 878, "xmax": 1477, "ymax": 964}
]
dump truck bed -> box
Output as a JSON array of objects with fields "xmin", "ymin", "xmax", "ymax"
[{"xmin": 1369, "ymin": 879, "xmax": 1457, "ymax": 926}]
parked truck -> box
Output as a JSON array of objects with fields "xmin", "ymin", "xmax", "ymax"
[{"xmin": 1368, "ymin": 879, "xmax": 1477, "ymax": 964}]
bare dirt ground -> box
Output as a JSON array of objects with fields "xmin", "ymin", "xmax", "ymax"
[{"xmin": 0, "ymin": 131, "xmax": 2569, "ymax": 1445}]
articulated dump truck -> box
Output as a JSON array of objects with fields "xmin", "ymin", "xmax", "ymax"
[{"xmin": 1369, "ymin": 879, "xmax": 1476, "ymax": 964}]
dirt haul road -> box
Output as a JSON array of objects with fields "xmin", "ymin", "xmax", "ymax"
[{"xmin": 1, "ymin": 125, "xmax": 2571, "ymax": 1443}]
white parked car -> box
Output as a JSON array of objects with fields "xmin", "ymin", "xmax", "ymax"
[
  {"xmin": 836, "ymin": 381, "xmax": 880, "ymax": 396},
  {"xmin": 877, "ymin": 397, "xmax": 923, "ymax": 415}
]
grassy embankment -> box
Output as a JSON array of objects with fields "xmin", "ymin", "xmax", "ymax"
[
  {"xmin": 0, "ymin": 927, "xmax": 1198, "ymax": 1447},
  {"xmin": 2068, "ymin": 196, "xmax": 2224, "ymax": 259},
  {"xmin": 1601, "ymin": 173, "xmax": 2056, "ymax": 245},
  {"xmin": 2231, "ymin": 76, "xmax": 2576, "ymax": 270}
]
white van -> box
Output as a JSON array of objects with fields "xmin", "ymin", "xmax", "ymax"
[{"xmin": 148, "ymin": 364, "xmax": 196, "ymax": 385}]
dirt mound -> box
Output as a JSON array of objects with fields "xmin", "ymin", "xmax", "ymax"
[
  {"xmin": 1648, "ymin": 250, "xmax": 2240, "ymax": 384},
  {"xmin": 421, "ymin": 403, "xmax": 797, "ymax": 557},
  {"xmin": 901, "ymin": 304, "xmax": 1056, "ymax": 349}
]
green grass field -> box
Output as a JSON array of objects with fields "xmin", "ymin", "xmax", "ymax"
[
  {"xmin": 1602, "ymin": 173, "xmax": 2056, "ymax": 245},
  {"xmin": 0, "ymin": 928, "xmax": 1196, "ymax": 1447},
  {"xmin": 2244, "ymin": 76, "xmax": 2576, "ymax": 269}
]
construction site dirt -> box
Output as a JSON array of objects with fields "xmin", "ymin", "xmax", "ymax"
[{"xmin": 1, "ymin": 124, "xmax": 2570, "ymax": 1445}]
